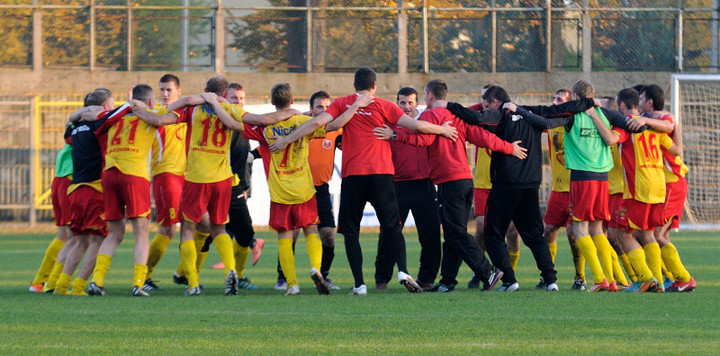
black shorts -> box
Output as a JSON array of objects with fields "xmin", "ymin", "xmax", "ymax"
[{"xmin": 315, "ymin": 183, "xmax": 336, "ymax": 229}]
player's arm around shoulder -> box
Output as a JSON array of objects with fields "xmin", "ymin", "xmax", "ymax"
[
  {"xmin": 587, "ymin": 107, "xmax": 619, "ymax": 145},
  {"xmin": 131, "ymin": 101, "xmax": 179, "ymax": 127},
  {"xmin": 397, "ymin": 110, "xmax": 458, "ymax": 141},
  {"xmin": 269, "ymin": 112, "xmax": 333, "ymax": 153}
]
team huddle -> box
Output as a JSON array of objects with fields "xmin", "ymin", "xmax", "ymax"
[{"xmin": 28, "ymin": 67, "xmax": 695, "ymax": 297}]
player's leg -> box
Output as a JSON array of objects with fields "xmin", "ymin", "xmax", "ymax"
[
  {"xmin": 70, "ymin": 234, "xmax": 103, "ymax": 296},
  {"xmin": 436, "ymin": 180, "xmax": 494, "ymax": 289},
  {"xmin": 226, "ymin": 192, "xmax": 256, "ymax": 290},
  {"xmin": 369, "ymin": 174, "xmax": 419, "ymax": 292},
  {"xmin": 571, "ymin": 181, "xmax": 607, "ymax": 290},
  {"xmin": 303, "ymin": 223, "xmax": 329, "ymax": 295},
  {"xmin": 512, "ymin": 188, "xmax": 557, "ymax": 290},
  {"xmin": 338, "ymin": 175, "xmax": 369, "ymax": 290},
  {"xmin": 315, "ymin": 183, "xmax": 337, "ymax": 285},
  {"xmin": 146, "ymin": 172, "xmax": 183, "ymax": 290},
  {"xmin": 411, "ymin": 179, "xmax": 441, "ymax": 288},
  {"xmin": 54, "ymin": 233, "xmax": 90, "ymax": 295},
  {"xmin": 375, "ymin": 181, "xmax": 410, "ymax": 289},
  {"xmin": 506, "ymin": 222, "xmax": 521, "ymax": 271}
]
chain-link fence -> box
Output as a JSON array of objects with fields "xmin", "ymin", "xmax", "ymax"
[{"xmin": 3, "ymin": 1, "xmax": 720, "ymax": 73}]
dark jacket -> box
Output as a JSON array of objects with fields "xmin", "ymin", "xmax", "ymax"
[{"xmin": 446, "ymin": 98, "xmax": 595, "ymax": 188}]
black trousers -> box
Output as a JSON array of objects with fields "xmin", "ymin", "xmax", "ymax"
[
  {"xmin": 437, "ymin": 179, "xmax": 493, "ymax": 286},
  {"xmin": 225, "ymin": 187, "xmax": 254, "ymax": 247},
  {"xmin": 375, "ymin": 178, "xmax": 441, "ymax": 285},
  {"xmin": 338, "ymin": 174, "xmax": 407, "ymax": 288},
  {"xmin": 484, "ymin": 186, "xmax": 557, "ymax": 284}
]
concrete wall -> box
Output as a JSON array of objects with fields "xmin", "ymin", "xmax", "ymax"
[{"xmin": 2, "ymin": 69, "xmax": 676, "ymax": 103}]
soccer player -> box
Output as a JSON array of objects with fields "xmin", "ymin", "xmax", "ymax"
[
  {"xmin": 537, "ymin": 88, "xmax": 587, "ymax": 290},
  {"xmin": 222, "ymin": 82, "xmax": 264, "ymax": 291},
  {"xmin": 600, "ymin": 96, "xmax": 634, "ymax": 288},
  {"xmin": 440, "ymin": 86, "xmax": 570, "ymax": 292},
  {"xmin": 304, "ymin": 90, "xmax": 342, "ymax": 290},
  {"xmin": 87, "ymin": 84, "xmax": 185, "ymax": 297},
  {"xmin": 375, "ymin": 86, "xmax": 441, "ymax": 290},
  {"xmin": 136, "ymin": 76, "xmax": 298, "ymax": 296},
  {"xmin": 465, "ymin": 84, "xmax": 521, "ymax": 289},
  {"xmin": 517, "ymin": 80, "xmax": 644, "ymax": 292},
  {"xmin": 637, "ymin": 84, "xmax": 696, "ymax": 292},
  {"xmin": 240, "ymin": 83, "xmax": 350, "ymax": 295},
  {"xmin": 29, "ymin": 142, "xmax": 73, "ymax": 293},
  {"xmin": 144, "ymin": 74, "xmax": 186, "ymax": 291},
  {"xmin": 269, "ymin": 67, "xmax": 456, "ymax": 295},
  {"xmin": 375, "ymin": 79, "xmax": 524, "ymax": 292},
  {"xmin": 54, "ymin": 89, "xmax": 127, "ymax": 296},
  {"xmin": 611, "ymin": 88, "xmax": 681, "ymax": 292}
]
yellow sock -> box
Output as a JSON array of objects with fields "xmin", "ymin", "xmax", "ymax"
[
  {"xmin": 213, "ymin": 233, "xmax": 236, "ymax": 276},
  {"xmin": 576, "ymin": 235, "xmax": 605, "ymax": 283},
  {"xmin": 233, "ymin": 239, "xmax": 250, "ymax": 279},
  {"xmin": 661, "ymin": 243, "xmax": 691, "ymax": 282},
  {"xmin": 619, "ymin": 253, "xmax": 637, "ymax": 283},
  {"xmin": 509, "ymin": 250, "xmax": 520, "ymax": 271},
  {"xmin": 31, "ymin": 237, "xmax": 65, "ymax": 285},
  {"xmin": 592, "ymin": 234, "xmax": 614, "ymax": 283},
  {"xmin": 661, "ymin": 260, "xmax": 674, "ymax": 281},
  {"xmin": 196, "ymin": 251, "xmax": 209, "ymax": 274},
  {"xmin": 610, "ymin": 248, "xmax": 629, "ymax": 286},
  {"xmin": 570, "ymin": 243, "xmax": 585, "ymax": 281},
  {"xmin": 179, "ymin": 240, "xmax": 199, "ymax": 289},
  {"xmin": 91, "ymin": 254, "xmax": 113, "ymax": 287},
  {"xmin": 70, "ymin": 278, "xmax": 87, "ymax": 296},
  {"xmin": 194, "ymin": 230, "xmax": 210, "ymax": 273},
  {"xmin": 643, "ymin": 242, "xmax": 663, "ymax": 283},
  {"xmin": 306, "ymin": 233, "xmax": 323, "ymax": 270},
  {"xmin": 44, "ymin": 262, "xmax": 65, "ymax": 291},
  {"xmin": 53, "ymin": 273, "xmax": 71, "ymax": 295},
  {"xmin": 133, "ymin": 264, "xmax": 148, "ymax": 289},
  {"xmin": 278, "ymin": 238, "xmax": 297, "ymax": 287},
  {"xmin": 627, "ymin": 248, "xmax": 654, "ymax": 282},
  {"xmin": 146, "ymin": 233, "xmax": 171, "ymax": 279},
  {"xmin": 548, "ymin": 242, "xmax": 557, "ymax": 264},
  {"xmin": 175, "ymin": 263, "xmax": 184, "ymax": 277},
  {"xmin": 193, "ymin": 230, "xmax": 210, "ymax": 251}
]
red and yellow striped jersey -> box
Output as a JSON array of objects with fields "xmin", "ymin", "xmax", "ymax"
[
  {"xmin": 657, "ymin": 114, "xmax": 689, "ymax": 183},
  {"xmin": 151, "ymin": 106, "xmax": 187, "ymax": 177},
  {"xmin": 103, "ymin": 111, "xmax": 160, "ymax": 181},
  {"xmin": 547, "ymin": 127, "xmax": 570, "ymax": 192},
  {"xmin": 614, "ymin": 120, "xmax": 674, "ymax": 204},
  {"xmin": 179, "ymin": 102, "xmax": 246, "ymax": 184},
  {"xmin": 473, "ymin": 146, "xmax": 492, "ymax": 189},
  {"xmin": 608, "ymin": 143, "xmax": 625, "ymax": 195},
  {"xmin": 243, "ymin": 114, "xmax": 326, "ymax": 205}
]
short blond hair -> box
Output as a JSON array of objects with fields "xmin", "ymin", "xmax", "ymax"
[{"xmin": 572, "ymin": 79, "xmax": 595, "ymax": 99}]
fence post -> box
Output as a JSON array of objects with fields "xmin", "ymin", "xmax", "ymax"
[
  {"xmin": 422, "ymin": 0, "xmax": 429, "ymax": 73},
  {"xmin": 215, "ymin": 0, "xmax": 225, "ymax": 73},
  {"xmin": 713, "ymin": 0, "xmax": 719, "ymax": 72},
  {"xmin": 89, "ymin": 0, "xmax": 96, "ymax": 71},
  {"xmin": 546, "ymin": 0, "xmax": 551, "ymax": 73},
  {"xmin": 582, "ymin": 0, "xmax": 591, "ymax": 74},
  {"xmin": 29, "ymin": 96, "xmax": 40, "ymax": 227},
  {"xmin": 677, "ymin": 1, "xmax": 684, "ymax": 72},
  {"xmin": 397, "ymin": 0, "xmax": 407, "ymax": 74},
  {"xmin": 491, "ymin": 0, "xmax": 497, "ymax": 73},
  {"xmin": 32, "ymin": 0, "xmax": 42, "ymax": 72},
  {"xmin": 307, "ymin": 6, "xmax": 313, "ymax": 73},
  {"xmin": 127, "ymin": 0, "xmax": 133, "ymax": 71},
  {"xmin": 181, "ymin": 0, "xmax": 189, "ymax": 72}
]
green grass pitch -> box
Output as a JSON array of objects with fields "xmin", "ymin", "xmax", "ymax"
[{"xmin": 1, "ymin": 229, "xmax": 718, "ymax": 354}]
